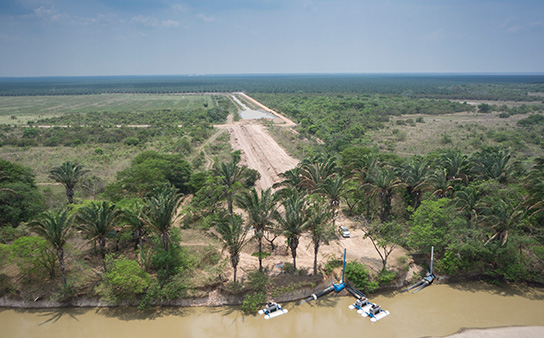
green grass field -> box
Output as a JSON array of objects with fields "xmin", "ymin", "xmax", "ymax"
[
  {"xmin": 369, "ymin": 110, "xmax": 542, "ymax": 159},
  {"xmin": 0, "ymin": 94, "xmax": 234, "ymax": 190},
  {"xmin": 0, "ymin": 94, "xmax": 217, "ymax": 125}
]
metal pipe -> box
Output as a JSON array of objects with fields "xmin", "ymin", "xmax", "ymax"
[{"xmin": 341, "ymin": 248, "xmax": 346, "ymax": 284}]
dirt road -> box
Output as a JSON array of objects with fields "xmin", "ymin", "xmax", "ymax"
[
  {"xmin": 223, "ymin": 121, "xmax": 299, "ymax": 190},
  {"xmin": 217, "ymin": 94, "xmax": 299, "ymax": 190}
]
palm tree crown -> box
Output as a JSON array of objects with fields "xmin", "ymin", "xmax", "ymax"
[
  {"xmin": 27, "ymin": 210, "xmax": 74, "ymax": 286},
  {"xmin": 77, "ymin": 201, "xmax": 121, "ymax": 259},
  {"xmin": 49, "ymin": 161, "xmax": 89, "ymax": 204},
  {"xmin": 143, "ymin": 186, "xmax": 183, "ymax": 252}
]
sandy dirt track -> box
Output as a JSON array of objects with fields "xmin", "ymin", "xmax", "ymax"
[
  {"xmin": 216, "ymin": 93, "xmax": 299, "ymax": 190},
  {"xmin": 220, "ymin": 121, "xmax": 299, "ymax": 190}
]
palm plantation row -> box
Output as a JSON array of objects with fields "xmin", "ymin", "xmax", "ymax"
[{"xmin": 26, "ymin": 144, "xmax": 544, "ymax": 300}]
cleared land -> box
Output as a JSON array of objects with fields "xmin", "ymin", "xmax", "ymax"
[{"xmin": 219, "ymin": 121, "xmax": 299, "ymax": 190}]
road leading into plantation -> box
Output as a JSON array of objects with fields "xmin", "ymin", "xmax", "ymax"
[{"xmin": 216, "ymin": 93, "xmax": 299, "ymax": 190}]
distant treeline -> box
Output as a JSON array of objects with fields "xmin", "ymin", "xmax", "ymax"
[{"xmin": 1, "ymin": 74, "xmax": 544, "ymax": 101}]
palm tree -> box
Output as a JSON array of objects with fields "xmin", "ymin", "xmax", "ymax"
[
  {"xmin": 27, "ymin": 210, "xmax": 74, "ymax": 286},
  {"xmin": 441, "ymin": 150, "xmax": 469, "ymax": 184},
  {"xmin": 0, "ymin": 171, "xmax": 16, "ymax": 195},
  {"xmin": 273, "ymin": 167, "xmax": 304, "ymax": 194},
  {"xmin": 143, "ymin": 186, "xmax": 183, "ymax": 252},
  {"xmin": 213, "ymin": 159, "xmax": 248, "ymax": 214},
  {"xmin": 274, "ymin": 190, "xmax": 308, "ymax": 270},
  {"xmin": 49, "ymin": 161, "xmax": 89, "ymax": 204},
  {"xmin": 479, "ymin": 198, "xmax": 525, "ymax": 246},
  {"xmin": 318, "ymin": 175, "xmax": 345, "ymax": 226},
  {"xmin": 401, "ymin": 158, "xmax": 430, "ymax": 210},
  {"xmin": 429, "ymin": 169, "xmax": 456, "ymax": 199},
  {"xmin": 452, "ymin": 186, "xmax": 479, "ymax": 221},
  {"xmin": 299, "ymin": 155, "xmax": 337, "ymax": 192},
  {"xmin": 235, "ymin": 188, "xmax": 277, "ymax": 271},
  {"xmin": 305, "ymin": 202, "xmax": 333, "ymax": 275},
  {"xmin": 365, "ymin": 167, "xmax": 404, "ymax": 222},
  {"xmin": 471, "ymin": 147, "xmax": 511, "ymax": 183},
  {"xmin": 215, "ymin": 214, "xmax": 250, "ymax": 283},
  {"xmin": 122, "ymin": 203, "xmax": 147, "ymax": 251},
  {"xmin": 351, "ymin": 154, "xmax": 379, "ymax": 219},
  {"xmin": 77, "ymin": 201, "xmax": 122, "ymax": 262},
  {"xmin": 524, "ymin": 157, "xmax": 544, "ymax": 221}
]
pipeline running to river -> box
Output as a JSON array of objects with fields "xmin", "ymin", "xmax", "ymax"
[{"xmin": 1, "ymin": 282, "xmax": 544, "ymax": 338}]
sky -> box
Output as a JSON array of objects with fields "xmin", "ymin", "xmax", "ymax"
[{"xmin": 1, "ymin": 0, "xmax": 543, "ymax": 77}]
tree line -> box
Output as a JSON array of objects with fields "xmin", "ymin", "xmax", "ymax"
[{"xmin": 1, "ymin": 74, "xmax": 543, "ymax": 101}]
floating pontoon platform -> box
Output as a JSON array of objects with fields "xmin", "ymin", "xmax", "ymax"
[{"xmin": 258, "ymin": 302, "xmax": 288, "ymax": 319}]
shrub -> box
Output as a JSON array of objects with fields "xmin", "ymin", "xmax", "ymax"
[
  {"xmin": 440, "ymin": 133, "xmax": 452, "ymax": 144},
  {"xmin": 323, "ymin": 256, "xmax": 343, "ymax": 275},
  {"xmin": 376, "ymin": 269, "xmax": 396, "ymax": 286},
  {"xmin": 125, "ymin": 137, "xmax": 140, "ymax": 146},
  {"xmin": 95, "ymin": 254, "xmax": 151, "ymax": 305},
  {"xmin": 436, "ymin": 250, "xmax": 466, "ymax": 275},
  {"xmin": 344, "ymin": 261, "xmax": 378, "ymax": 293},
  {"xmin": 241, "ymin": 292, "xmax": 266, "ymax": 315},
  {"xmin": 9, "ymin": 236, "xmax": 57, "ymax": 279},
  {"xmin": 246, "ymin": 270, "xmax": 269, "ymax": 292}
]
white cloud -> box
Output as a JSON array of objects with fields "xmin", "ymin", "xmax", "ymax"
[
  {"xmin": 33, "ymin": 6, "xmax": 64, "ymax": 22},
  {"xmin": 197, "ymin": 13, "xmax": 214, "ymax": 23},
  {"xmin": 161, "ymin": 19, "xmax": 180, "ymax": 27},
  {"xmin": 130, "ymin": 15, "xmax": 180, "ymax": 28},
  {"xmin": 130, "ymin": 15, "xmax": 159, "ymax": 27}
]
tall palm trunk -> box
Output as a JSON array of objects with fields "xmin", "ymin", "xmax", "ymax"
[
  {"xmin": 289, "ymin": 236, "xmax": 299, "ymax": 270},
  {"xmin": 66, "ymin": 188, "xmax": 74, "ymax": 204},
  {"xmin": 227, "ymin": 191, "xmax": 233, "ymax": 214},
  {"xmin": 257, "ymin": 234, "xmax": 263, "ymax": 271},
  {"xmin": 313, "ymin": 241, "xmax": 319, "ymax": 275},
  {"xmin": 231, "ymin": 254, "xmax": 239, "ymax": 283},
  {"xmin": 57, "ymin": 248, "xmax": 67, "ymax": 287},
  {"xmin": 161, "ymin": 232, "xmax": 170, "ymax": 252},
  {"xmin": 99, "ymin": 237, "xmax": 106, "ymax": 258}
]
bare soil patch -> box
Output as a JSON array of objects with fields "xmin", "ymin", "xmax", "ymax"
[{"xmin": 217, "ymin": 121, "xmax": 299, "ymax": 190}]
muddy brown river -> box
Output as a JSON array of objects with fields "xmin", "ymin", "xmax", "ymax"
[{"xmin": 2, "ymin": 282, "xmax": 544, "ymax": 338}]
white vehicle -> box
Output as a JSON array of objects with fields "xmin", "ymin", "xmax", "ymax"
[
  {"xmin": 339, "ymin": 226, "xmax": 350, "ymax": 238},
  {"xmin": 258, "ymin": 302, "xmax": 288, "ymax": 319}
]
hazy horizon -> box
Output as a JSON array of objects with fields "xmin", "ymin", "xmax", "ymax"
[{"xmin": 1, "ymin": 0, "xmax": 543, "ymax": 77}]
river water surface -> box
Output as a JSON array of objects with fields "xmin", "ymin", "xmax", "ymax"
[{"xmin": 2, "ymin": 282, "xmax": 544, "ymax": 338}]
